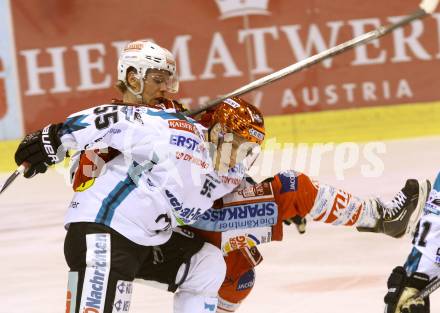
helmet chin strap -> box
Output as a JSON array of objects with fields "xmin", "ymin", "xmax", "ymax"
[
  {"xmin": 207, "ymin": 123, "xmax": 222, "ymax": 146},
  {"xmin": 126, "ymin": 74, "xmax": 146, "ymax": 103}
]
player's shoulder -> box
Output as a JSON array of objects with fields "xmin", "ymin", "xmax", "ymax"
[{"xmin": 66, "ymin": 103, "xmax": 116, "ymax": 118}]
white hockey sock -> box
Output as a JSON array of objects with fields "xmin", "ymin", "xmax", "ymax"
[
  {"xmin": 310, "ymin": 183, "xmax": 378, "ymax": 227},
  {"xmin": 356, "ymin": 198, "xmax": 381, "ymax": 228},
  {"xmin": 174, "ymin": 292, "xmax": 218, "ymax": 313}
]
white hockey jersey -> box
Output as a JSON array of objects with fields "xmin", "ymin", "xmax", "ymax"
[
  {"xmin": 407, "ymin": 172, "xmax": 440, "ymax": 278},
  {"xmin": 60, "ymin": 104, "xmax": 245, "ymax": 246}
]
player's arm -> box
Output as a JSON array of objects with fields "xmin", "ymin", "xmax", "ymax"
[
  {"xmin": 384, "ymin": 254, "xmax": 440, "ymax": 313},
  {"xmin": 384, "ymin": 261, "xmax": 434, "ymax": 313},
  {"xmin": 14, "ymin": 122, "xmax": 65, "ymax": 178},
  {"xmin": 383, "ymin": 244, "xmax": 439, "ymax": 313},
  {"xmin": 14, "ymin": 104, "xmax": 136, "ymax": 178},
  {"xmin": 270, "ymin": 170, "xmax": 319, "ymax": 236},
  {"xmin": 14, "ymin": 105, "xmax": 115, "ymax": 177},
  {"xmin": 59, "ymin": 104, "xmax": 126, "ymax": 150}
]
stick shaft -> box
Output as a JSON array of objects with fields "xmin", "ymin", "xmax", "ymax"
[
  {"xmin": 186, "ymin": 7, "xmax": 429, "ymax": 116},
  {"xmin": 415, "ymin": 276, "xmax": 440, "ymax": 299},
  {"xmin": 0, "ymin": 165, "xmax": 26, "ymax": 195}
]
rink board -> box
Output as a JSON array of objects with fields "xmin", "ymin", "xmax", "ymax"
[
  {"xmin": 1, "ymin": 101, "xmax": 440, "ymax": 172},
  {"xmin": 264, "ymin": 101, "xmax": 440, "ymax": 144}
]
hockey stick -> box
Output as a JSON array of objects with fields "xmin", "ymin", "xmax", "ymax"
[
  {"xmin": 404, "ymin": 275, "xmax": 440, "ymax": 305},
  {"xmin": 0, "ymin": 164, "xmax": 26, "ymax": 195},
  {"xmin": 2, "ymin": 0, "xmax": 438, "ymax": 194},
  {"xmin": 186, "ymin": 0, "xmax": 439, "ymax": 116}
]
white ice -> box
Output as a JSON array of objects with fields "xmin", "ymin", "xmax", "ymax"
[{"xmin": 0, "ymin": 136, "xmax": 439, "ymax": 313}]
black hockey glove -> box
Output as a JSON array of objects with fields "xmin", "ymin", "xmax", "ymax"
[
  {"xmin": 384, "ymin": 266, "xmax": 430, "ymax": 313},
  {"xmin": 14, "ymin": 123, "xmax": 65, "ymax": 178},
  {"xmin": 283, "ymin": 215, "xmax": 307, "ymax": 234}
]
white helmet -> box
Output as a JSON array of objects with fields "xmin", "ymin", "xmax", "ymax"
[{"xmin": 117, "ymin": 40, "xmax": 179, "ymax": 94}]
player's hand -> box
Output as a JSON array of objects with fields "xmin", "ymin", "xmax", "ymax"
[
  {"xmin": 384, "ymin": 266, "xmax": 430, "ymax": 313},
  {"xmin": 283, "ymin": 215, "xmax": 307, "ymax": 234},
  {"xmin": 14, "ymin": 123, "xmax": 65, "ymax": 178},
  {"xmin": 400, "ymin": 296, "xmax": 429, "ymax": 313}
]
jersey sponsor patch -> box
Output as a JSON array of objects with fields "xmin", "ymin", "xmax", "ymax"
[
  {"xmin": 278, "ymin": 170, "xmax": 298, "ymax": 193},
  {"xmin": 168, "ymin": 120, "xmax": 198, "ymax": 135},
  {"xmin": 80, "ymin": 233, "xmax": 110, "ymax": 313},
  {"xmin": 69, "ymin": 201, "xmax": 80, "ymax": 209},
  {"xmin": 165, "ymin": 189, "xmax": 204, "ymax": 225},
  {"xmin": 222, "ymin": 181, "xmax": 274, "ymax": 206},
  {"xmin": 221, "ymin": 228, "xmax": 272, "ymax": 254},
  {"xmin": 175, "ymin": 151, "xmax": 209, "ymax": 169},
  {"xmin": 236, "ymin": 269, "xmax": 255, "ymax": 291},
  {"xmin": 112, "ymin": 281, "xmax": 133, "ymax": 313},
  {"xmin": 192, "ymin": 202, "xmax": 278, "ymax": 231},
  {"xmin": 219, "ymin": 175, "xmax": 242, "ymax": 186},
  {"xmin": 170, "ymin": 134, "xmax": 200, "ymax": 152},
  {"xmin": 425, "ymin": 189, "xmax": 440, "ymax": 215}
]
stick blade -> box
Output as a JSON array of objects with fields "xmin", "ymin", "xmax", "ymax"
[
  {"xmin": 420, "ymin": 0, "xmax": 439, "ymax": 14},
  {"xmin": 0, "ymin": 165, "xmax": 26, "ymax": 195},
  {"xmin": 0, "ymin": 171, "xmax": 20, "ymax": 195}
]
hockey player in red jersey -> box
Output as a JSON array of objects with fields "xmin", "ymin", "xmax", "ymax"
[
  {"xmin": 161, "ymin": 102, "xmax": 426, "ymax": 312},
  {"xmin": 186, "ymin": 172, "xmax": 430, "ymax": 312},
  {"xmin": 130, "ymin": 100, "xmax": 430, "ymax": 313},
  {"xmin": 103, "ymin": 45, "xmax": 430, "ymax": 312},
  {"xmin": 131, "ymin": 152, "xmax": 429, "ymax": 312}
]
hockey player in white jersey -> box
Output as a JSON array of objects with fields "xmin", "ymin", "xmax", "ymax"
[
  {"xmin": 384, "ymin": 171, "xmax": 440, "ymax": 313},
  {"xmin": 13, "ymin": 40, "xmax": 265, "ymax": 313}
]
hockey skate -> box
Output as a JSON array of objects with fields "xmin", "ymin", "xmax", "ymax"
[{"xmin": 357, "ymin": 179, "xmax": 431, "ymax": 238}]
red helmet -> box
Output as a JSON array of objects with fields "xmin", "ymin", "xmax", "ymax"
[{"xmin": 209, "ymin": 97, "xmax": 265, "ymax": 145}]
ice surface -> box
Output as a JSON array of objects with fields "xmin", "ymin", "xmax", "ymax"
[{"xmin": 0, "ymin": 136, "xmax": 439, "ymax": 313}]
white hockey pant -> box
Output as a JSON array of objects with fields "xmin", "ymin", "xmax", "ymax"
[{"xmin": 174, "ymin": 243, "xmax": 227, "ymax": 313}]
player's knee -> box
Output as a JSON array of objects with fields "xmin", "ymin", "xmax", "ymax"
[
  {"xmin": 198, "ymin": 243, "xmax": 227, "ymax": 294},
  {"xmin": 178, "ymin": 242, "xmax": 226, "ymax": 296},
  {"xmin": 218, "ymin": 269, "xmax": 256, "ymax": 313}
]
